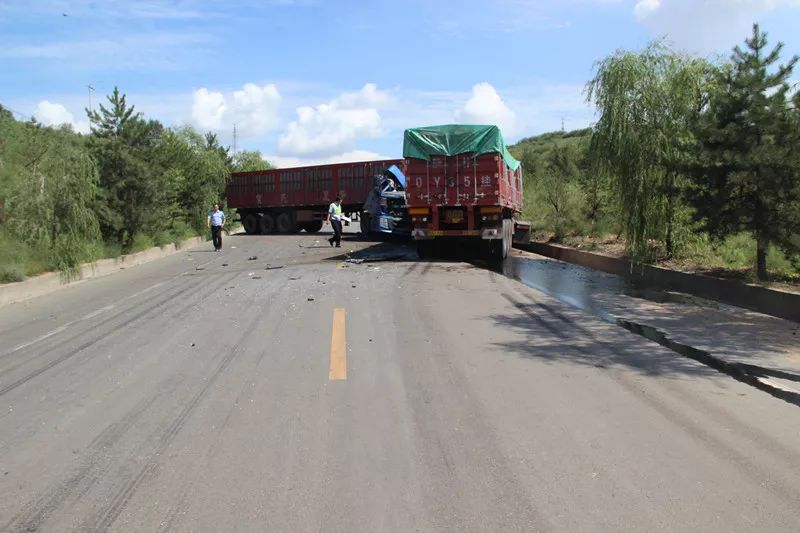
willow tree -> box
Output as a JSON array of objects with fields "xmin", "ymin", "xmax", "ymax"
[
  {"xmin": 4, "ymin": 122, "xmax": 100, "ymax": 273},
  {"xmin": 587, "ymin": 42, "xmax": 710, "ymax": 260}
]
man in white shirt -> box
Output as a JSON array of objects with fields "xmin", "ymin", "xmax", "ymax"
[{"xmin": 207, "ymin": 203, "xmax": 225, "ymax": 251}]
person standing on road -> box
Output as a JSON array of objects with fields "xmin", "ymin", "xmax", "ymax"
[
  {"xmin": 208, "ymin": 203, "xmax": 226, "ymax": 251},
  {"xmin": 326, "ymin": 196, "xmax": 343, "ymax": 248}
]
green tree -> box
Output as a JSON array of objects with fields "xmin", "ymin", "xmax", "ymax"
[
  {"xmin": 87, "ymin": 87, "xmax": 164, "ymax": 247},
  {"xmin": 3, "ymin": 120, "xmax": 100, "ymax": 272},
  {"xmin": 154, "ymin": 128, "xmax": 230, "ymax": 234},
  {"xmin": 232, "ymin": 149, "xmax": 271, "ymax": 172},
  {"xmin": 687, "ymin": 25, "xmax": 800, "ymax": 280},
  {"xmin": 587, "ymin": 42, "xmax": 710, "ymax": 260}
]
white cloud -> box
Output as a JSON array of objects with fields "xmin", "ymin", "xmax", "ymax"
[
  {"xmin": 33, "ymin": 100, "xmax": 89, "ymax": 133},
  {"xmin": 632, "ymin": 0, "xmax": 800, "ymax": 54},
  {"xmin": 333, "ymin": 83, "xmax": 392, "ymax": 109},
  {"xmin": 191, "ymin": 83, "xmax": 281, "ymax": 136},
  {"xmin": 634, "ymin": 0, "xmax": 661, "ymax": 20},
  {"xmin": 230, "ymin": 83, "xmax": 282, "ymax": 135},
  {"xmin": 276, "ymin": 84, "xmax": 390, "ymax": 157},
  {"xmin": 455, "ymin": 82, "xmax": 518, "ymax": 135},
  {"xmin": 264, "ymin": 150, "xmax": 393, "ymax": 168},
  {"xmin": 191, "ymin": 88, "xmax": 226, "ymax": 130}
]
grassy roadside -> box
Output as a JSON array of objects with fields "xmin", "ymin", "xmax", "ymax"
[
  {"xmin": 0, "ymin": 227, "xmax": 205, "ymax": 284},
  {"xmin": 551, "ymin": 231, "xmax": 800, "ymax": 292}
]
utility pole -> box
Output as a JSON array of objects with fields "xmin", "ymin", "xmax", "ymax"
[
  {"xmin": 561, "ymin": 116, "xmax": 565, "ymax": 132},
  {"xmin": 88, "ymin": 84, "xmax": 95, "ymax": 113},
  {"xmin": 233, "ymin": 123, "xmax": 238, "ymax": 156}
]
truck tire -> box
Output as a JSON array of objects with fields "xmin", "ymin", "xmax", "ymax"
[
  {"xmin": 276, "ymin": 212, "xmax": 294, "ymax": 233},
  {"xmin": 304, "ymin": 221, "xmax": 323, "ymax": 233},
  {"xmin": 243, "ymin": 213, "xmax": 260, "ymax": 235},
  {"xmin": 504, "ymin": 218, "xmax": 513, "ymax": 258},
  {"xmin": 360, "ymin": 213, "xmax": 371, "ymax": 236},
  {"xmin": 490, "ymin": 220, "xmax": 510, "ymax": 261},
  {"xmin": 417, "ymin": 240, "xmax": 434, "ymax": 259},
  {"xmin": 260, "ymin": 213, "xmax": 275, "ymax": 234}
]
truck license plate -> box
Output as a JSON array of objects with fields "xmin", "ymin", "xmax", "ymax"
[{"xmin": 445, "ymin": 209, "xmax": 464, "ymax": 222}]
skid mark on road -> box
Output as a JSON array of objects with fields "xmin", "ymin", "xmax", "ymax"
[
  {"xmin": 329, "ymin": 308, "xmax": 347, "ymax": 380},
  {"xmin": 5, "ymin": 294, "xmax": 267, "ymax": 533},
  {"xmin": 0, "ymin": 273, "xmax": 231, "ymax": 398},
  {"xmin": 1, "ymin": 249, "xmax": 226, "ymax": 360}
]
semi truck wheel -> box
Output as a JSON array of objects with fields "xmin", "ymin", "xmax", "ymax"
[
  {"xmin": 360, "ymin": 213, "xmax": 371, "ymax": 236},
  {"xmin": 276, "ymin": 212, "xmax": 294, "ymax": 233},
  {"xmin": 417, "ymin": 240, "xmax": 434, "ymax": 259},
  {"xmin": 490, "ymin": 220, "xmax": 510, "ymax": 261},
  {"xmin": 504, "ymin": 219, "xmax": 513, "ymax": 257},
  {"xmin": 242, "ymin": 213, "xmax": 260, "ymax": 235},
  {"xmin": 259, "ymin": 213, "xmax": 275, "ymax": 234},
  {"xmin": 304, "ymin": 221, "xmax": 323, "ymax": 233}
]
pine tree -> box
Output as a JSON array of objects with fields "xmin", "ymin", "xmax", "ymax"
[
  {"xmin": 688, "ymin": 25, "xmax": 800, "ymax": 280},
  {"xmin": 86, "ymin": 87, "xmax": 163, "ymax": 247}
]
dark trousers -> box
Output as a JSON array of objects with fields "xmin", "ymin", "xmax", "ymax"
[
  {"xmin": 211, "ymin": 225, "xmax": 222, "ymax": 250},
  {"xmin": 329, "ymin": 220, "xmax": 342, "ymax": 247}
]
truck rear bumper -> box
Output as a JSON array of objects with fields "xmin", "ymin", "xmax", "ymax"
[{"xmin": 412, "ymin": 229, "xmax": 485, "ymax": 240}]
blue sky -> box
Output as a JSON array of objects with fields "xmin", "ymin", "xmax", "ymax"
[{"xmin": 1, "ymin": 0, "xmax": 799, "ymax": 166}]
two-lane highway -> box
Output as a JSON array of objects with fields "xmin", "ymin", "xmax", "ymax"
[{"xmin": 1, "ymin": 229, "xmax": 799, "ymax": 532}]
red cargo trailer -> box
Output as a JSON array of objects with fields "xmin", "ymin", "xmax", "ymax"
[
  {"xmin": 403, "ymin": 125, "xmax": 530, "ymax": 259},
  {"xmin": 226, "ymin": 159, "xmax": 402, "ymax": 234}
]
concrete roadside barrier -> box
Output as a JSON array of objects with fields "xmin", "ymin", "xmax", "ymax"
[
  {"xmin": 0, "ymin": 235, "xmax": 207, "ymax": 308},
  {"xmin": 517, "ymin": 242, "xmax": 800, "ymax": 323}
]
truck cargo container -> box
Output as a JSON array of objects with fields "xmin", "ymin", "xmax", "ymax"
[
  {"xmin": 403, "ymin": 124, "xmax": 530, "ymax": 259},
  {"xmin": 226, "ymin": 159, "xmax": 402, "ymax": 235}
]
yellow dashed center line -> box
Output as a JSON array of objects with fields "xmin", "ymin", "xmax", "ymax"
[{"xmin": 329, "ymin": 308, "xmax": 347, "ymax": 380}]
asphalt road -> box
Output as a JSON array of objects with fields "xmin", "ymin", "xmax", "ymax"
[{"xmin": 1, "ymin": 228, "xmax": 799, "ymax": 532}]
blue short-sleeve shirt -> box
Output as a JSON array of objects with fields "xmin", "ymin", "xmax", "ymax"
[{"xmin": 209, "ymin": 210, "xmax": 225, "ymax": 227}]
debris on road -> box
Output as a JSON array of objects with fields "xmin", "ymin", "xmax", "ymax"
[
  {"xmin": 265, "ymin": 265, "xmax": 284, "ymax": 270},
  {"xmin": 307, "ymin": 297, "xmax": 315, "ymax": 301},
  {"xmin": 251, "ymin": 276, "xmax": 262, "ymax": 280},
  {"xmin": 344, "ymin": 253, "xmax": 410, "ymax": 264},
  {"xmin": 222, "ymin": 263, "xmax": 229, "ymax": 267},
  {"xmin": 248, "ymin": 256, "xmax": 258, "ymax": 261}
]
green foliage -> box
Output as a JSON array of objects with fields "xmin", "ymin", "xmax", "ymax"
[
  {"xmin": 587, "ymin": 41, "xmax": 712, "ymax": 261},
  {"xmin": 232, "ymin": 150, "xmax": 271, "ymax": 172},
  {"xmin": 510, "ymin": 28, "xmax": 798, "ymax": 282},
  {"xmin": 129, "ymin": 232, "xmax": 155, "ymax": 253},
  {"xmin": 87, "ymin": 87, "xmax": 164, "ymax": 248},
  {"xmin": 0, "ymin": 109, "xmax": 101, "ymax": 274},
  {"xmin": 686, "ymin": 24, "xmax": 800, "ymax": 280},
  {"xmin": 0, "ymin": 87, "xmax": 232, "ymax": 283},
  {"xmin": 511, "ymin": 128, "xmax": 616, "ymax": 240}
]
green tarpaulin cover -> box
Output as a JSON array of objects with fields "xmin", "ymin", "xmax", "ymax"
[{"xmin": 403, "ymin": 124, "xmax": 520, "ymax": 171}]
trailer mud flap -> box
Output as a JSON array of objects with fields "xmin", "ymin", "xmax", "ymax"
[{"xmin": 513, "ymin": 221, "xmax": 532, "ymax": 245}]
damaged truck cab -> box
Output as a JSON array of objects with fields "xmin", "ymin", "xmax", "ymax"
[{"xmin": 360, "ymin": 164, "xmax": 412, "ymax": 237}]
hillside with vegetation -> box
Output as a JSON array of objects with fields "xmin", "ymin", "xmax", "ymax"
[
  {"xmin": 510, "ymin": 25, "xmax": 800, "ymax": 284},
  {"xmin": 0, "ymin": 89, "xmax": 267, "ymax": 283}
]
